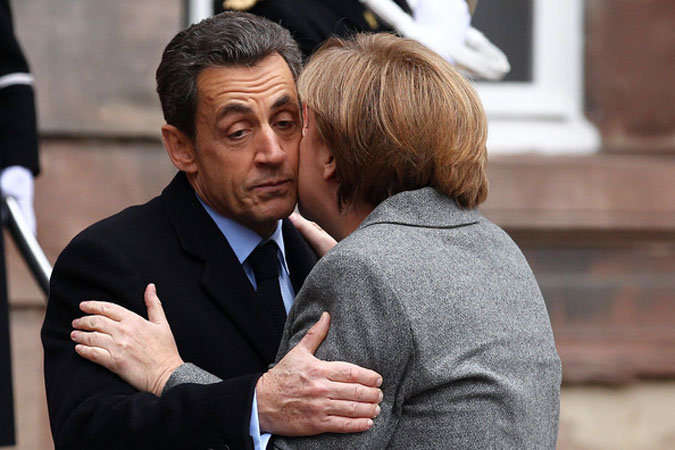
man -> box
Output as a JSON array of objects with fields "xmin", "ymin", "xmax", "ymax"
[
  {"xmin": 1, "ymin": 0, "xmax": 41, "ymax": 445},
  {"xmin": 42, "ymin": 12, "xmax": 382, "ymax": 450}
]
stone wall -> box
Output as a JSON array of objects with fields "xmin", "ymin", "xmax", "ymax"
[
  {"xmin": 13, "ymin": 0, "xmax": 180, "ymax": 136},
  {"xmin": 586, "ymin": 0, "xmax": 675, "ymax": 153}
]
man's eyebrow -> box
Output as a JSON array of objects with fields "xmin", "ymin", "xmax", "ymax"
[
  {"xmin": 272, "ymin": 95, "xmax": 297, "ymax": 110},
  {"xmin": 216, "ymin": 103, "xmax": 253, "ymax": 121}
]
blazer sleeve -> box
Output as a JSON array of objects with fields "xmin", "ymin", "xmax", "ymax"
[
  {"xmin": 0, "ymin": 2, "xmax": 40, "ymax": 175},
  {"xmin": 41, "ymin": 232, "xmax": 258, "ymax": 450},
  {"xmin": 272, "ymin": 248, "xmax": 416, "ymax": 449}
]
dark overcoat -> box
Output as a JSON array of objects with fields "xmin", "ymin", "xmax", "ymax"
[{"xmin": 42, "ymin": 172, "xmax": 316, "ymax": 450}]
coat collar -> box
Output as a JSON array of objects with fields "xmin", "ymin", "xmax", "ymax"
[
  {"xmin": 160, "ymin": 172, "xmax": 316, "ymax": 364},
  {"xmin": 359, "ymin": 187, "xmax": 481, "ymax": 231}
]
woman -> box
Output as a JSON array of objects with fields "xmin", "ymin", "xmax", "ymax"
[{"xmin": 73, "ymin": 33, "xmax": 561, "ymax": 448}]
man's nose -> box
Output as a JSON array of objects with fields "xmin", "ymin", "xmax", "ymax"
[{"xmin": 254, "ymin": 125, "xmax": 286, "ymax": 165}]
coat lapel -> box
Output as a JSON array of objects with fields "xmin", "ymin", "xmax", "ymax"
[{"xmin": 161, "ymin": 172, "xmax": 277, "ymax": 364}]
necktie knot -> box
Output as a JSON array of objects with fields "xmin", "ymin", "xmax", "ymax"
[{"xmin": 248, "ymin": 241, "xmax": 280, "ymax": 283}]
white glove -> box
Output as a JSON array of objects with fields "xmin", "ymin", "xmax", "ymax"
[
  {"xmin": 452, "ymin": 27, "xmax": 511, "ymax": 81},
  {"xmin": 411, "ymin": 0, "xmax": 472, "ymax": 64},
  {"xmin": 360, "ymin": 0, "xmax": 510, "ymax": 80},
  {"xmin": 1, "ymin": 165, "xmax": 36, "ymax": 235}
]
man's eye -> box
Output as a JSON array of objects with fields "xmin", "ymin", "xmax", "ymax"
[
  {"xmin": 276, "ymin": 120, "xmax": 297, "ymax": 130},
  {"xmin": 228, "ymin": 129, "xmax": 248, "ymax": 140}
]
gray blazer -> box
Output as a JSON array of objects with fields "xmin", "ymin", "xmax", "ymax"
[{"xmin": 170, "ymin": 187, "xmax": 562, "ymax": 449}]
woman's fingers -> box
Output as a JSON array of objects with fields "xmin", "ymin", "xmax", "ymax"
[
  {"xmin": 70, "ymin": 285, "xmax": 184, "ymax": 395},
  {"xmin": 79, "ymin": 300, "xmax": 135, "ymax": 322},
  {"xmin": 72, "ymin": 314, "xmax": 119, "ymax": 335},
  {"xmin": 70, "ymin": 330, "xmax": 114, "ymax": 349},
  {"xmin": 74, "ymin": 344, "xmax": 114, "ymax": 371},
  {"xmin": 289, "ymin": 212, "xmax": 337, "ymax": 257},
  {"xmin": 144, "ymin": 283, "xmax": 168, "ymax": 325}
]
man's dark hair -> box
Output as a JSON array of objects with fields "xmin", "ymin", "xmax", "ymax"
[{"xmin": 156, "ymin": 11, "xmax": 302, "ymax": 139}]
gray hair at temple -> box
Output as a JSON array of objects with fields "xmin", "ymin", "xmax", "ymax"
[{"xmin": 156, "ymin": 11, "xmax": 302, "ymax": 139}]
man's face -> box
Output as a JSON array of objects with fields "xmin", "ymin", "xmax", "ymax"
[{"xmin": 189, "ymin": 54, "xmax": 300, "ymax": 236}]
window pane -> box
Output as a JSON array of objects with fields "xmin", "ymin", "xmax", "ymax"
[{"xmin": 472, "ymin": 0, "xmax": 533, "ymax": 82}]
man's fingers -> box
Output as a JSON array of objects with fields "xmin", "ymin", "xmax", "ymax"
[
  {"xmin": 74, "ymin": 344, "xmax": 114, "ymax": 371},
  {"xmin": 316, "ymin": 416, "xmax": 374, "ymax": 434},
  {"xmin": 297, "ymin": 312, "xmax": 330, "ymax": 354},
  {"xmin": 72, "ymin": 315, "xmax": 119, "ymax": 335},
  {"xmin": 79, "ymin": 301, "xmax": 130, "ymax": 322},
  {"xmin": 144, "ymin": 283, "xmax": 168, "ymax": 324},
  {"xmin": 325, "ymin": 379, "xmax": 383, "ymax": 404},
  {"xmin": 325, "ymin": 360, "xmax": 383, "ymax": 387},
  {"xmin": 323, "ymin": 399, "xmax": 381, "ymax": 419}
]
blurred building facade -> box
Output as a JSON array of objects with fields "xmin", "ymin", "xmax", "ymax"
[{"xmin": 3, "ymin": 1, "xmax": 674, "ymax": 448}]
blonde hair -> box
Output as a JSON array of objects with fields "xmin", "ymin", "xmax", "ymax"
[{"xmin": 298, "ymin": 33, "xmax": 488, "ymax": 209}]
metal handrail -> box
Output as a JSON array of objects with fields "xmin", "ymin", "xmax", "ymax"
[{"xmin": 2, "ymin": 196, "xmax": 51, "ymax": 296}]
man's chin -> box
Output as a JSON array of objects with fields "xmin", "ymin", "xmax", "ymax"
[{"xmin": 258, "ymin": 197, "xmax": 297, "ymax": 222}]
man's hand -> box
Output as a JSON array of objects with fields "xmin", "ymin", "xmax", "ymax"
[
  {"xmin": 70, "ymin": 283, "xmax": 184, "ymax": 396},
  {"xmin": 289, "ymin": 212, "xmax": 337, "ymax": 257},
  {"xmin": 256, "ymin": 312, "xmax": 383, "ymax": 436}
]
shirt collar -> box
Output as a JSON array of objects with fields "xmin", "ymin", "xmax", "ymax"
[{"xmin": 196, "ymin": 194, "xmax": 288, "ymax": 271}]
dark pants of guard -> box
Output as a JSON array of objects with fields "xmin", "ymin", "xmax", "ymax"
[{"xmin": 0, "ymin": 231, "xmax": 14, "ymax": 446}]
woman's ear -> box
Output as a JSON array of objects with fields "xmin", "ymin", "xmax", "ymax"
[
  {"xmin": 161, "ymin": 125, "xmax": 197, "ymax": 174},
  {"xmin": 322, "ymin": 152, "xmax": 336, "ymax": 181}
]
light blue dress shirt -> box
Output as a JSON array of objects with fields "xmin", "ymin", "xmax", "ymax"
[{"xmin": 198, "ymin": 196, "xmax": 293, "ymax": 450}]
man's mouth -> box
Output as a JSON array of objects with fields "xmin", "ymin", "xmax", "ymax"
[{"xmin": 250, "ymin": 178, "xmax": 293, "ymax": 193}]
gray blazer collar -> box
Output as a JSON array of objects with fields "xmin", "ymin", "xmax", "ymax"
[{"xmin": 359, "ymin": 187, "xmax": 481, "ymax": 230}]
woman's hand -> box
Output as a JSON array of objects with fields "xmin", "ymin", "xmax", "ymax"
[
  {"xmin": 289, "ymin": 212, "xmax": 337, "ymax": 257},
  {"xmin": 70, "ymin": 283, "xmax": 184, "ymax": 396}
]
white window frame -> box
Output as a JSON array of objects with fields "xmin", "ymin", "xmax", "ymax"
[
  {"xmin": 187, "ymin": 0, "xmax": 213, "ymax": 25},
  {"xmin": 475, "ymin": 0, "xmax": 599, "ymax": 154}
]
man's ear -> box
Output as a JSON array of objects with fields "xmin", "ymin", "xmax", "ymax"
[{"xmin": 161, "ymin": 124, "xmax": 197, "ymax": 173}]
